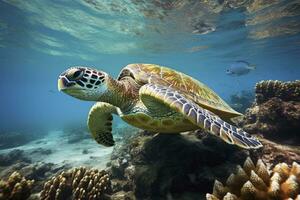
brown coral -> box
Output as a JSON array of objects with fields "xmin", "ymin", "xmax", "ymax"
[
  {"xmin": 255, "ymin": 80, "xmax": 300, "ymax": 104},
  {"xmin": 0, "ymin": 171, "xmax": 34, "ymax": 200},
  {"xmin": 206, "ymin": 157, "xmax": 300, "ymax": 200},
  {"xmin": 40, "ymin": 167, "xmax": 111, "ymax": 200},
  {"xmin": 239, "ymin": 80, "xmax": 300, "ymax": 143}
]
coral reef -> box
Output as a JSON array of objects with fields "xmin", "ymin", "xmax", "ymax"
[
  {"xmin": 255, "ymin": 80, "xmax": 300, "ymax": 104},
  {"xmin": 0, "ymin": 148, "xmax": 70, "ymax": 194},
  {"xmin": 0, "ymin": 148, "xmax": 64, "ymax": 184},
  {"xmin": 229, "ymin": 90, "xmax": 254, "ymax": 113},
  {"xmin": 40, "ymin": 167, "xmax": 111, "ymax": 200},
  {"xmin": 239, "ymin": 80, "xmax": 300, "ymax": 143},
  {"xmin": 20, "ymin": 162, "xmax": 69, "ymax": 193},
  {"xmin": 107, "ymin": 130, "xmax": 252, "ymax": 199},
  {"xmin": 1, "ymin": 162, "xmax": 70, "ymax": 194},
  {"xmin": 0, "ymin": 171, "xmax": 34, "ymax": 200},
  {"xmin": 206, "ymin": 157, "xmax": 300, "ymax": 200}
]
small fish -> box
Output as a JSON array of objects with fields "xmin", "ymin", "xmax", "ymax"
[
  {"xmin": 226, "ymin": 60, "xmax": 256, "ymax": 76},
  {"xmin": 231, "ymin": 103, "xmax": 243, "ymax": 109},
  {"xmin": 49, "ymin": 89, "xmax": 56, "ymax": 93}
]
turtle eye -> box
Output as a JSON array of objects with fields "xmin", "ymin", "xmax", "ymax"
[
  {"xmin": 66, "ymin": 68, "xmax": 84, "ymax": 81},
  {"xmin": 73, "ymin": 70, "xmax": 82, "ymax": 79}
]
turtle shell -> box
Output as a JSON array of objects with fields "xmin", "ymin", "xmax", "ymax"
[{"xmin": 117, "ymin": 63, "xmax": 242, "ymax": 119}]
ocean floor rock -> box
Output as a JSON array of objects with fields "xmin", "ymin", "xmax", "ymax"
[
  {"xmin": 109, "ymin": 191, "xmax": 135, "ymax": 200},
  {"xmin": 0, "ymin": 171, "xmax": 34, "ymax": 200},
  {"xmin": 253, "ymin": 138, "xmax": 300, "ymax": 168},
  {"xmin": 107, "ymin": 131, "xmax": 253, "ymax": 199},
  {"xmin": 0, "ymin": 131, "xmax": 44, "ymax": 150},
  {"xmin": 0, "ymin": 149, "xmax": 31, "ymax": 166},
  {"xmin": 62, "ymin": 125, "xmax": 91, "ymax": 144},
  {"xmin": 0, "ymin": 130, "xmax": 113, "ymax": 168},
  {"xmin": 239, "ymin": 80, "xmax": 300, "ymax": 144},
  {"xmin": 30, "ymin": 148, "xmax": 52, "ymax": 156},
  {"xmin": 206, "ymin": 157, "xmax": 300, "ymax": 200}
]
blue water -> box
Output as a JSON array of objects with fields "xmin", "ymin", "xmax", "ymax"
[{"xmin": 0, "ymin": 0, "xmax": 300, "ymax": 131}]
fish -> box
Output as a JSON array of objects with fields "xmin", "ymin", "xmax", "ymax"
[
  {"xmin": 48, "ymin": 89, "xmax": 56, "ymax": 94},
  {"xmin": 226, "ymin": 60, "xmax": 256, "ymax": 76},
  {"xmin": 231, "ymin": 103, "xmax": 243, "ymax": 110}
]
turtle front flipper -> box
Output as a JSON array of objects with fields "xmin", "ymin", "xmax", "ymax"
[
  {"xmin": 88, "ymin": 102, "xmax": 117, "ymax": 147},
  {"xmin": 139, "ymin": 84, "xmax": 263, "ymax": 149}
]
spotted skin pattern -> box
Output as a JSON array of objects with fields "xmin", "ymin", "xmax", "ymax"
[
  {"xmin": 60, "ymin": 67, "xmax": 106, "ymax": 90},
  {"xmin": 139, "ymin": 84, "xmax": 263, "ymax": 149}
]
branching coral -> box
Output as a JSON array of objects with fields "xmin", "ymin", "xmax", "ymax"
[
  {"xmin": 206, "ymin": 157, "xmax": 300, "ymax": 200},
  {"xmin": 255, "ymin": 80, "xmax": 300, "ymax": 104},
  {"xmin": 0, "ymin": 171, "xmax": 34, "ymax": 200},
  {"xmin": 40, "ymin": 167, "xmax": 111, "ymax": 200}
]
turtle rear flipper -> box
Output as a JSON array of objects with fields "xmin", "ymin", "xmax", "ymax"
[
  {"xmin": 139, "ymin": 84, "xmax": 263, "ymax": 149},
  {"xmin": 88, "ymin": 102, "xmax": 117, "ymax": 147}
]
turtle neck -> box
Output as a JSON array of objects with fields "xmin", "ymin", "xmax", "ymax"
[{"xmin": 100, "ymin": 76, "xmax": 140, "ymax": 112}]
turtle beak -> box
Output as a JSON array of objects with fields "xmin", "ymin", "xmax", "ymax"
[{"xmin": 58, "ymin": 76, "xmax": 75, "ymax": 91}]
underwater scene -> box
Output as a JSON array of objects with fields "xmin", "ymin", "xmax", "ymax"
[{"xmin": 0, "ymin": 0, "xmax": 300, "ymax": 199}]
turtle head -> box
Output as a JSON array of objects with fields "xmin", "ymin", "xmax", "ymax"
[{"xmin": 58, "ymin": 66, "xmax": 108, "ymax": 101}]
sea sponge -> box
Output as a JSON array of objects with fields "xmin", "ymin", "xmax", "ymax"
[
  {"xmin": 206, "ymin": 157, "xmax": 300, "ymax": 200},
  {"xmin": 0, "ymin": 171, "xmax": 34, "ymax": 200},
  {"xmin": 40, "ymin": 167, "xmax": 111, "ymax": 200},
  {"xmin": 255, "ymin": 80, "xmax": 300, "ymax": 104}
]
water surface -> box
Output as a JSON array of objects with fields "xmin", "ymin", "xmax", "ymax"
[{"xmin": 0, "ymin": 0, "xmax": 299, "ymax": 131}]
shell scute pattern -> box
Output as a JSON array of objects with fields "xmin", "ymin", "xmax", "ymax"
[{"xmin": 121, "ymin": 63, "xmax": 241, "ymax": 119}]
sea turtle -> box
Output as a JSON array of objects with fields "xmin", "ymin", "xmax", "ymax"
[{"xmin": 58, "ymin": 64, "xmax": 262, "ymax": 149}]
